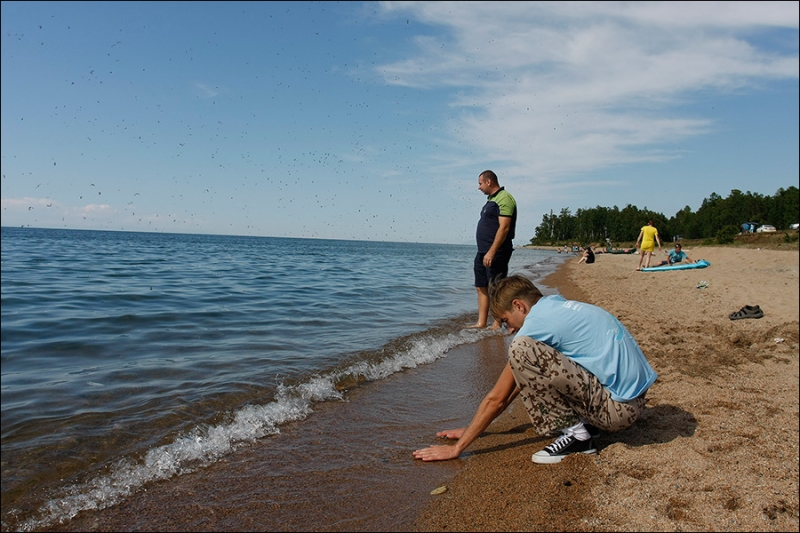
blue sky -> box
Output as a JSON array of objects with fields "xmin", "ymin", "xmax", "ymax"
[{"xmin": 2, "ymin": 1, "xmax": 798, "ymax": 244}]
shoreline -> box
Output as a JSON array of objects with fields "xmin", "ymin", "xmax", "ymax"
[
  {"xmin": 413, "ymin": 246, "xmax": 799, "ymax": 531},
  {"xmin": 20, "ymin": 246, "xmax": 797, "ymax": 532}
]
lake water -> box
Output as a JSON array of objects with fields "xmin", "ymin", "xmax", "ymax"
[{"xmin": 1, "ymin": 227, "xmax": 566, "ymax": 531}]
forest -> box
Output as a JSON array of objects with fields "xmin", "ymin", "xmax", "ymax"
[{"xmin": 528, "ymin": 186, "xmax": 799, "ymax": 246}]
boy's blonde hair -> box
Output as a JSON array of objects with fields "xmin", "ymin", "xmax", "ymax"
[{"xmin": 489, "ymin": 274, "xmax": 543, "ymax": 319}]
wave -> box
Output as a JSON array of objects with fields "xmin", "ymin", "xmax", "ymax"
[{"xmin": 11, "ymin": 324, "xmax": 494, "ymax": 532}]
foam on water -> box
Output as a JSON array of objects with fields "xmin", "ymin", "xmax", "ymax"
[{"xmin": 13, "ymin": 326, "xmax": 491, "ymax": 531}]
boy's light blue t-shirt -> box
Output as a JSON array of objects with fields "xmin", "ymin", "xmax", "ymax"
[{"xmin": 515, "ymin": 295, "xmax": 657, "ymax": 401}]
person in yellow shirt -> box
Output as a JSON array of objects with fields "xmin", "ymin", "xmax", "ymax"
[{"xmin": 635, "ymin": 219, "xmax": 662, "ymax": 270}]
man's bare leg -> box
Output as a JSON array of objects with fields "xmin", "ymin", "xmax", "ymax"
[{"xmin": 468, "ymin": 286, "xmax": 491, "ymax": 328}]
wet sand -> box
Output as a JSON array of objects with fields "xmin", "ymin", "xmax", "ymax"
[{"xmin": 412, "ymin": 245, "xmax": 799, "ymax": 532}]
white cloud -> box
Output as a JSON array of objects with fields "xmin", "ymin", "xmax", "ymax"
[
  {"xmin": 194, "ymin": 82, "xmax": 220, "ymax": 98},
  {"xmin": 377, "ymin": 1, "xmax": 799, "ymax": 181},
  {"xmin": 1, "ymin": 197, "xmax": 56, "ymax": 210},
  {"xmin": 78, "ymin": 203, "xmax": 113, "ymax": 212}
]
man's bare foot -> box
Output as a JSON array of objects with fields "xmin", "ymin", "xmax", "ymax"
[
  {"xmin": 467, "ymin": 323, "xmax": 487, "ymax": 329},
  {"xmin": 489, "ymin": 320, "xmax": 502, "ymax": 331}
]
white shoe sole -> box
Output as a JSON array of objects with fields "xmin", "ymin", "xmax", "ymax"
[{"xmin": 531, "ymin": 448, "xmax": 596, "ymax": 464}]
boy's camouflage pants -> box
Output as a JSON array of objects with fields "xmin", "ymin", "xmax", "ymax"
[{"xmin": 508, "ymin": 336, "xmax": 646, "ymax": 435}]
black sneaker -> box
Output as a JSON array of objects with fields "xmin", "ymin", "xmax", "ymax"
[{"xmin": 532, "ymin": 433, "xmax": 597, "ymax": 464}]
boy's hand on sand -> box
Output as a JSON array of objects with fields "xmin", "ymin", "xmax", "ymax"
[
  {"xmin": 413, "ymin": 445, "xmax": 461, "ymax": 462},
  {"xmin": 436, "ymin": 428, "xmax": 465, "ymax": 439}
]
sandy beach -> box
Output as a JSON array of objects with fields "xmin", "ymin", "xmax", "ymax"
[
  {"xmin": 413, "ymin": 245, "xmax": 799, "ymax": 532},
  {"xmin": 22, "ymin": 244, "xmax": 798, "ymax": 533}
]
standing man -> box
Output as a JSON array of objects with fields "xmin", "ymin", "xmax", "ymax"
[{"xmin": 471, "ymin": 170, "xmax": 517, "ymax": 329}]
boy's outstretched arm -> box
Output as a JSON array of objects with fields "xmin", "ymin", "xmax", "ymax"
[
  {"xmin": 434, "ymin": 385, "xmax": 520, "ymax": 440},
  {"xmin": 413, "ymin": 363, "xmax": 518, "ymax": 462}
]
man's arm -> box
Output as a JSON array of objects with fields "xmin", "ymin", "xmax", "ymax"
[
  {"xmin": 413, "ymin": 363, "xmax": 518, "ymax": 461},
  {"xmin": 482, "ymin": 216, "xmax": 512, "ymax": 267}
]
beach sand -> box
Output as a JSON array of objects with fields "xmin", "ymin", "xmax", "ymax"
[{"xmin": 412, "ymin": 245, "xmax": 799, "ymax": 532}]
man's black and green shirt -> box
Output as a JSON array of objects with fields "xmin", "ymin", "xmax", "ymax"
[{"xmin": 476, "ymin": 187, "xmax": 517, "ymax": 253}]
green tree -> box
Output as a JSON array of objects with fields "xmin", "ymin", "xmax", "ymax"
[
  {"xmin": 527, "ymin": 185, "xmax": 797, "ymax": 244},
  {"xmin": 772, "ymin": 186, "xmax": 799, "ymax": 229}
]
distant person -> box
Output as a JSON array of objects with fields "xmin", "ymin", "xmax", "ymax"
[
  {"xmin": 655, "ymin": 243, "xmax": 695, "ymax": 266},
  {"xmin": 470, "ymin": 170, "xmax": 517, "ymax": 329},
  {"xmin": 578, "ymin": 246, "xmax": 595, "ymax": 264},
  {"xmin": 635, "ymin": 220, "xmax": 662, "ymax": 270},
  {"xmin": 413, "ymin": 275, "xmax": 657, "ymax": 464}
]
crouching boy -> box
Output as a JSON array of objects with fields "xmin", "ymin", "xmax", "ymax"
[{"xmin": 413, "ymin": 275, "xmax": 657, "ymax": 464}]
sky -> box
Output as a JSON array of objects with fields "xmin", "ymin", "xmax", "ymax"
[{"xmin": 1, "ymin": 1, "xmax": 798, "ymax": 245}]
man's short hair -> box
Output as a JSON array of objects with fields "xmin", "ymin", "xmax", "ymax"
[{"xmin": 479, "ymin": 170, "xmax": 498, "ymax": 184}]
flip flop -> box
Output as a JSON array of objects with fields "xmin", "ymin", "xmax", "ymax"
[{"xmin": 729, "ymin": 305, "xmax": 764, "ymax": 320}]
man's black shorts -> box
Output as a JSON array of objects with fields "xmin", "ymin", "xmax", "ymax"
[{"xmin": 474, "ymin": 248, "xmax": 513, "ymax": 287}]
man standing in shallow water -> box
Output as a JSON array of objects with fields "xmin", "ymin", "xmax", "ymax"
[{"xmin": 470, "ymin": 170, "xmax": 517, "ymax": 329}]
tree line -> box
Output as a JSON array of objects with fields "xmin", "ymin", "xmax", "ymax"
[{"xmin": 528, "ymin": 186, "xmax": 799, "ymax": 246}]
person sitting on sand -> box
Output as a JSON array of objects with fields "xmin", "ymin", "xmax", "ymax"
[
  {"xmin": 655, "ymin": 243, "xmax": 695, "ymax": 267},
  {"xmin": 577, "ymin": 246, "xmax": 595, "ymax": 264},
  {"xmin": 413, "ymin": 275, "xmax": 657, "ymax": 464}
]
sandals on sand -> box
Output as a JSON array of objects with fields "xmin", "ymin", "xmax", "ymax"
[{"xmin": 729, "ymin": 305, "xmax": 764, "ymax": 320}]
